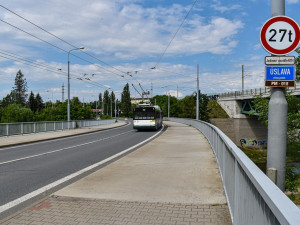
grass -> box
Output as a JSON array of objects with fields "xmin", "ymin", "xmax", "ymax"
[
  {"xmin": 286, "ymin": 142, "xmax": 300, "ymax": 162},
  {"xmin": 207, "ymin": 100, "xmax": 229, "ymax": 118},
  {"xmin": 240, "ymin": 147, "xmax": 267, "ymax": 172},
  {"xmin": 240, "ymin": 142, "xmax": 300, "ymax": 206},
  {"xmin": 287, "ymin": 193, "xmax": 300, "ymax": 205}
]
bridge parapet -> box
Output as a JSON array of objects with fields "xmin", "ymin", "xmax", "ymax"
[
  {"xmin": 216, "ymin": 86, "xmax": 300, "ymax": 118},
  {"xmin": 217, "ymin": 86, "xmax": 300, "ymax": 100},
  {"xmin": 168, "ymin": 118, "xmax": 300, "ymax": 225}
]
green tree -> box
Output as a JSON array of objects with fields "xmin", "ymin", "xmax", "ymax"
[
  {"xmin": 28, "ymin": 91, "xmax": 37, "ymax": 112},
  {"xmin": 295, "ymin": 47, "xmax": 300, "ymax": 81},
  {"xmin": 150, "ymin": 95, "xmax": 180, "ymax": 118},
  {"xmin": 1, "ymin": 92, "xmax": 16, "ymax": 108},
  {"xmin": 98, "ymin": 92, "xmax": 103, "ymax": 110},
  {"xmin": 13, "ymin": 70, "xmax": 28, "ymax": 106},
  {"xmin": 179, "ymin": 95, "xmax": 195, "ymax": 118},
  {"xmin": 195, "ymin": 91, "xmax": 210, "ymax": 122},
  {"xmin": 110, "ymin": 91, "xmax": 115, "ymax": 116},
  {"xmin": 103, "ymin": 90, "xmax": 110, "ymax": 115},
  {"xmin": 35, "ymin": 93, "xmax": 43, "ymax": 112},
  {"xmin": 1, "ymin": 103, "xmax": 33, "ymax": 122},
  {"xmin": 121, "ymin": 83, "xmax": 131, "ymax": 117},
  {"xmin": 251, "ymin": 94, "xmax": 300, "ymax": 143}
]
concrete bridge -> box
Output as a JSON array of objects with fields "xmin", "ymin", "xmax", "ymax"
[
  {"xmin": 215, "ymin": 87, "xmax": 300, "ymax": 118},
  {"xmin": 0, "ymin": 118, "xmax": 299, "ymax": 225},
  {"xmin": 168, "ymin": 118, "xmax": 300, "ymax": 225}
]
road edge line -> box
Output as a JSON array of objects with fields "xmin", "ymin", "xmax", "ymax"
[{"xmin": 0, "ymin": 124, "xmax": 165, "ymax": 214}]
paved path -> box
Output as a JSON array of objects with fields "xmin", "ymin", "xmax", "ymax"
[{"xmin": 0, "ymin": 121, "xmax": 231, "ymax": 225}]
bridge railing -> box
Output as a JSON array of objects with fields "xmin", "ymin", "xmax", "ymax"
[
  {"xmin": 0, "ymin": 119, "xmax": 116, "ymax": 137},
  {"xmin": 168, "ymin": 118, "xmax": 300, "ymax": 225},
  {"xmin": 218, "ymin": 86, "xmax": 299, "ymax": 99}
]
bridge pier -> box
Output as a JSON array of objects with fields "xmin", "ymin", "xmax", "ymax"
[{"xmin": 217, "ymin": 98, "xmax": 247, "ymax": 118}]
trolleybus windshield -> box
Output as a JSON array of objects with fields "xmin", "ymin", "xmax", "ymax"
[{"xmin": 133, "ymin": 107, "xmax": 155, "ymax": 120}]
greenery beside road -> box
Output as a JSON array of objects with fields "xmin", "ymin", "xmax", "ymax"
[
  {"xmin": 0, "ymin": 70, "xmax": 133, "ymax": 122},
  {"xmin": 241, "ymin": 143, "xmax": 300, "ymax": 204},
  {"xmin": 150, "ymin": 91, "xmax": 211, "ymax": 121}
]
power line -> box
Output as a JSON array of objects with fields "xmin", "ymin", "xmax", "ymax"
[
  {"xmin": 0, "ymin": 4, "xmax": 128, "ymax": 76},
  {"xmin": 0, "ymin": 52, "xmax": 116, "ymax": 92},
  {"xmin": 152, "ymin": 0, "xmax": 198, "ymax": 69},
  {"xmin": 0, "ymin": 4, "xmax": 164, "ymax": 94}
]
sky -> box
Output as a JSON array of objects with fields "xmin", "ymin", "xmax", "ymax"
[{"xmin": 0, "ymin": 0, "xmax": 299, "ymax": 103}]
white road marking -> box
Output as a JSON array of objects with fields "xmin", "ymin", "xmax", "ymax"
[
  {"xmin": 0, "ymin": 130, "xmax": 134, "ymax": 166},
  {"xmin": 0, "ymin": 125, "xmax": 164, "ymax": 214}
]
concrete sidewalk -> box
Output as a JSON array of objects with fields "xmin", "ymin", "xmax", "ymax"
[
  {"xmin": 0, "ymin": 120, "xmax": 127, "ymax": 148},
  {"xmin": 0, "ymin": 121, "xmax": 231, "ymax": 225}
]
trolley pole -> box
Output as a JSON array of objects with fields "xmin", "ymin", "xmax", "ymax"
[{"xmin": 266, "ymin": 0, "xmax": 288, "ymax": 191}]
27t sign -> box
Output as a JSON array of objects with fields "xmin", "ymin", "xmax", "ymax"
[{"xmin": 260, "ymin": 16, "xmax": 300, "ymax": 55}]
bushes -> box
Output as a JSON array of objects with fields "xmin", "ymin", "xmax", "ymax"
[
  {"xmin": 0, "ymin": 100, "xmax": 95, "ymax": 123},
  {"xmin": 1, "ymin": 103, "xmax": 33, "ymax": 123}
]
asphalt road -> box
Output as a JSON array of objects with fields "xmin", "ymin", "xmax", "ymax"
[{"xmin": 0, "ymin": 122, "xmax": 163, "ymax": 219}]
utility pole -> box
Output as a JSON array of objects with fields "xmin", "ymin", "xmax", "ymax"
[
  {"xmin": 101, "ymin": 95, "xmax": 105, "ymax": 115},
  {"xmin": 266, "ymin": 0, "xmax": 288, "ymax": 191},
  {"xmin": 242, "ymin": 65, "xmax": 244, "ymax": 95},
  {"xmin": 196, "ymin": 64, "xmax": 199, "ymax": 120},
  {"xmin": 114, "ymin": 99, "xmax": 116, "ymax": 119},
  {"xmin": 62, "ymin": 83, "xmax": 65, "ymax": 102},
  {"xmin": 151, "ymin": 81, "xmax": 153, "ymax": 98},
  {"xmin": 168, "ymin": 92, "xmax": 170, "ymax": 118},
  {"xmin": 111, "ymin": 95, "xmax": 113, "ymax": 117}
]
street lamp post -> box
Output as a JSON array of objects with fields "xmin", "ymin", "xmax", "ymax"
[{"xmin": 67, "ymin": 47, "xmax": 84, "ymax": 128}]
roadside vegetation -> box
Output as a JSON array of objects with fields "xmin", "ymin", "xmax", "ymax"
[
  {"xmin": 241, "ymin": 48, "xmax": 300, "ymax": 204},
  {"xmin": 207, "ymin": 100, "xmax": 229, "ymax": 118},
  {"xmin": 150, "ymin": 91, "xmax": 210, "ymax": 121},
  {"xmin": 0, "ymin": 70, "xmax": 133, "ymax": 122},
  {"xmin": 245, "ymin": 92, "xmax": 300, "ymax": 204}
]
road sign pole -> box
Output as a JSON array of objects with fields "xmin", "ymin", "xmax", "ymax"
[{"xmin": 267, "ymin": 0, "xmax": 288, "ymax": 191}]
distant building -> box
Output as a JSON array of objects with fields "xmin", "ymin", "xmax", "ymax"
[{"xmin": 131, "ymin": 98, "xmax": 150, "ymax": 105}]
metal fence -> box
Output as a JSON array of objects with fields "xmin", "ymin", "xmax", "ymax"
[
  {"xmin": 168, "ymin": 118, "xmax": 300, "ymax": 225},
  {"xmin": 0, "ymin": 119, "xmax": 116, "ymax": 137},
  {"xmin": 218, "ymin": 86, "xmax": 300, "ymax": 99}
]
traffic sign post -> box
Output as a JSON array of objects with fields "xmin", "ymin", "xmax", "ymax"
[{"xmin": 262, "ymin": 0, "xmax": 298, "ymax": 191}]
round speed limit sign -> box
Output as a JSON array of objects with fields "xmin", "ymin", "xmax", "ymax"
[{"xmin": 260, "ymin": 16, "xmax": 300, "ymax": 55}]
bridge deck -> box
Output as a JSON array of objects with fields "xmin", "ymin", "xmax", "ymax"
[{"xmin": 2, "ymin": 121, "xmax": 231, "ymax": 225}]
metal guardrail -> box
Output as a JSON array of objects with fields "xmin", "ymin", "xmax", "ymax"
[
  {"xmin": 218, "ymin": 86, "xmax": 300, "ymax": 99},
  {"xmin": 168, "ymin": 118, "xmax": 300, "ymax": 225},
  {"xmin": 0, "ymin": 119, "xmax": 116, "ymax": 137}
]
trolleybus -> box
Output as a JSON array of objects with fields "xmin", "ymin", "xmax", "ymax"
[{"xmin": 133, "ymin": 103, "xmax": 163, "ymax": 130}]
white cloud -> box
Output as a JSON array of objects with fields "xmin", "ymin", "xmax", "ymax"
[
  {"xmin": 1, "ymin": 0, "xmax": 243, "ymax": 60},
  {"xmin": 211, "ymin": 1, "xmax": 241, "ymax": 13}
]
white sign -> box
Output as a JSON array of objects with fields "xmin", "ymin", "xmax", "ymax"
[
  {"xmin": 260, "ymin": 16, "xmax": 300, "ymax": 55},
  {"xmin": 265, "ymin": 56, "xmax": 295, "ymax": 65}
]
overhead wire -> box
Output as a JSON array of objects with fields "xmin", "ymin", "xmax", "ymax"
[
  {"xmin": 0, "ymin": 4, "xmax": 176, "ymax": 95},
  {"xmin": 0, "ymin": 3, "xmax": 198, "ymax": 96},
  {"xmin": 0, "ymin": 4, "xmax": 128, "ymax": 76},
  {"xmin": 152, "ymin": 0, "xmax": 198, "ymax": 69},
  {"xmin": 0, "ymin": 50, "xmax": 116, "ymax": 92}
]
